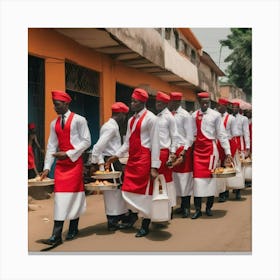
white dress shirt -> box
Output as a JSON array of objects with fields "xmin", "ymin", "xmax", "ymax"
[
  {"xmin": 157, "ymin": 107, "xmax": 179, "ymax": 153},
  {"xmin": 116, "ymin": 108, "xmax": 161, "ymax": 169},
  {"xmin": 221, "ymin": 112, "xmax": 239, "ymax": 139},
  {"xmin": 192, "ymin": 108, "xmax": 231, "ymax": 155},
  {"xmin": 91, "ymin": 118, "xmax": 121, "ymax": 164},
  {"xmin": 173, "ymin": 106, "xmax": 194, "ymax": 150},
  {"xmin": 43, "ymin": 110, "xmax": 91, "ymax": 170},
  {"xmin": 234, "ymin": 113, "xmax": 250, "ymax": 149}
]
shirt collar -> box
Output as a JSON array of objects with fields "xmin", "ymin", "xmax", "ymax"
[
  {"xmin": 62, "ymin": 110, "xmax": 71, "ymax": 118},
  {"xmin": 134, "ymin": 107, "xmax": 146, "ymax": 118}
]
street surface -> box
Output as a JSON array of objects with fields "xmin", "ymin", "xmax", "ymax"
[{"xmin": 28, "ymin": 186, "xmax": 251, "ymax": 253}]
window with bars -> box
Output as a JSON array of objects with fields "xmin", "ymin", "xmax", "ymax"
[{"xmin": 65, "ymin": 62, "xmax": 100, "ymax": 96}]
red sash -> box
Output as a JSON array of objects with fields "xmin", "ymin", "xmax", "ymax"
[
  {"xmin": 54, "ymin": 112, "xmax": 84, "ymax": 192},
  {"xmin": 236, "ymin": 135, "xmax": 245, "ymax": 152},
  {"xmin": 28, "ymin": 145, "xmax": 35, "ymax": 169},
  {"xmin": 158, "ymin": 148, "xmax": 173, "ymax": 183},
  {"xmin": 217, "ymin": 114, "xmax": 238, "ymax": 163},
  {"xmin": 193, "ymin": 111, "xmax": 214, "ymax": 178},
  {"xmin": 122, "ymin": 110, "xmax": 153, "ymax": 195}
]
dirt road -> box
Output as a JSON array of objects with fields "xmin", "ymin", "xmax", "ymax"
[{"xmin": 28, "ymin": 187, "xmax": 251, "ymax": 253}]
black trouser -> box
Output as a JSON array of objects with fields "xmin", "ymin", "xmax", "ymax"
[
  {"xmin": 52, "ymin": 218, "xmax": 79, "ymax": 237},
  {"xmin": 181, "ymin": 196, "xmax": 191, "ymax": 210},
  {"xmin": 194, "ymin": 196, "xmax": 214, "ymax": 210}
]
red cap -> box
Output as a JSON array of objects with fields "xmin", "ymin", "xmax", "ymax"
[
  {"xmin": 170, "ymin": 92, "xmax": 182, "ymax": 101},
  {"xmin": 28, "ymin": 123, "xmax": 36, "ymax": 130},
  {"xmin": 197, "ymin": 92, "xmax": 210, "ymax": 98},
  {"xmin": 111, "ymin": 102, "xmax": 129, "ymax": 113},
  {"xmin": 131, "ymin": 88, "xmax": 148, "ymax": 102},
  {"xmin": 218, "ymin": 98, "xmax": 228, "ymax": 105},
  {"xmin": 51, "ymin": 90, "xmax": 72, "ymax": 103},
  {"xmin": 156, "ymin": 91, "xmax": 170, "ymax": 103},
  {"xmin": 232, "ymin": 102, "xmax": 240, "ymax": 107}
]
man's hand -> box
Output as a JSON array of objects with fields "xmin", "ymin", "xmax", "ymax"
[
  {"xmin": 168, "ymin": 153, "xmax": 177, "ymax": 162},
  {"xmin": 105, "ymin": 156, "xmax": 118, "ymax": 170},
  {"xmin": 150, "ymin": 168, "xmax": 159, "ymax": 179},
  {"xmin": 53, "ymin": 151, "xmax": 68, "ymax": 160},
  {"xmin": 40, "ymin": 169, "xmax": 49, "ymax": 181},
  {"xmin": 244, "ymin": 149, "xmax": 250, "ymax": 158},
  {"xmin": 224, "ymin": 154, "xmax": 234, "ymax": 167}
]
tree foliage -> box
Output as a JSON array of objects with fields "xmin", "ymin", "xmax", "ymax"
[{"xmin": 220, "ymin": 28, "xmax": 252, "ymax": 99}]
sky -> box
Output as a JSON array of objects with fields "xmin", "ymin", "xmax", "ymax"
[{"xmin": 192, "ymin": 28, "xmax": 232, "ymax": 74}]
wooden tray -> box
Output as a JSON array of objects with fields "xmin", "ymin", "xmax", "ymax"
[
  {"xmin": 28, "ymin": 178, "xmax": 54, "ymax": 187},
  {"xmin": 241, "ymin": 160, "xmax": 252, "ymax": 166},
  {"xmin": 212, "ymin": 172, "xmax": 236, "ymax": 178},
  {"xmin": 85, "ymin": 182, "xmax": 118, "ymax": 191},
  {"xmin": 91, "ymin": 171, "xmax": 121, "ymax": 180}
]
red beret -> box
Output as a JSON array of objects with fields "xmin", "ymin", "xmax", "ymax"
[
  {"xmin": 156, "ymin": 91, "xmax": 170, "ymax": 103},
  {"xmin": 111, "ymin": 102, "xmax": 129, "ymax": 113},
  {"xmin": 218, "ymin": 98, "xmax": 228, "ymax": 105},
  {"xmin": 131, "ymin": 88, "xmax": 148, "ymax": 102},
  {"xmin": 170, "ymin": 92, "xmax": 182, "ymax": 101},
  {"xmin": 52, "ymin": 90, "xmax": 72, "ymax": 103},
  {"xmin": 232, "ymin": 102, "xmax": 240, "ymax": 107},
  {"xmin": 197, "ymin": 92, "xmax": 210, "ymax": 98},
  {"xmin": 28, "ymin": 123, "xmax": 36, "ymax": 130}
]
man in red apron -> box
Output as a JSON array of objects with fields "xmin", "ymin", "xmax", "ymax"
[
  {"xmin": 168, "ymin": 92, "xmax": 194, "ymax": 218},
  {"xmin": 106, "ymin": 88, "xmax": 161, "ymax": 237},
  {"xmin": 155, "ymin": 91, "xmax": 178, "ymax": 217},
  {"xmin": 192, "ymin": 92, "xmax": 233, "ymax": 219},
  {"xmin": 216, "ymin": 98, "xmax": 239, "ymax": 202},
  {"xmin": 40, "ymin": 90, "xmax": 91, "ymax": 248},
  {"xmin": 231, "ymin": 102, "xmax": 250, "ymax": 199}
]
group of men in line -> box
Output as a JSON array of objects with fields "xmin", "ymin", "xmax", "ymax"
[{"xmin": 38, "ymin": 88, "xmax": 252, "ymax": 250}]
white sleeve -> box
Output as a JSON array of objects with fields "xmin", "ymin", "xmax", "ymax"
[
  {"xmin": 150, "ymin": 115, "xmax": 161, "ymax": 169},
  {"xmin": 183, "ymin": 114, "xmax": 194, "ymax": 150},
  {"xmin": 216, "ymin": 115, "xmax": 231, "ymax": 155},
  {"xmin": 66, "ymin": 116, "xmax": 91, "ymax": 162},
  {"xmin": 242, "ymin": 117, "xmax": 250, "ymax": 149}
]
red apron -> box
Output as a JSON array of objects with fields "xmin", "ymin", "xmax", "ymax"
[
  {"xmin": 172, "ymin": 145, "xmax": 193, "ymax": 173},
  {"xmin": 217, "ymin": 114, "xmax": 238, "ymax": 163},
  {"xmin": 28, "ymin": 145, "xmax": 35, "ymax": 169},
  {"xmin": 193, "ymin": 111, "xmax": 215, "ymax": 178},
  {"xmin": 122, "ymin": 110, "xmax": 153, "ymax": 195},
  {"xmin": 158, "ymin": 148, "xmax": 172, "ymax": 183},
  {"xmin": 236, "ymin": 135, "xmax": 245, "ymax": 152},
  {"xmin": 249, "ymin": 122, "xmax": 252, "ymax": 153},
  {"xmin": 54, "ymin": 113, "xmax": 84, "ymax": 192}
]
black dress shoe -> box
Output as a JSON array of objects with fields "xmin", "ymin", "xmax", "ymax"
[
  {"xmin": 66, "ymin": 230, "xmax": 79, "ymax": 240},
  {"xmin": 206, "ymin": 208, "xmax": 213, "ymax": 216},
  {"xmin": 41, "ymin": 235, "xmax": 62, "ymax": 246},
  {"xmin": 182, "ymin": 208, "xmax": 190, "ymax": 218},
  {"xmin": 135, "ymin": 227, "xmax": 149, "ymax": 237},
  {"xmin": 191, "ymin": 210, "xmax": 202, "ymax": 219},
  {"xmin": 218, "ymin": 196, "xmax": 226, "ymax": 203},
  {"xmin": 126, "ymin": 213, "xmax": 138, "ymax": 228}
]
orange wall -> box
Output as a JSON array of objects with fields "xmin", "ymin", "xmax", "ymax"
[{"xmin": 28, "ymin": 28, "xmax": 197, "ymax": 146}]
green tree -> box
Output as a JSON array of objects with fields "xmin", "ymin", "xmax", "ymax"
[{"xmin": 220, "ymin": 28, "xmax": 252, "ymax": 100}]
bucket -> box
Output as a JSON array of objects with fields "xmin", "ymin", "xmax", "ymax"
[{"xmin": 151, "ymin": 175, "xmax": 171, "ymax": 222}]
